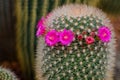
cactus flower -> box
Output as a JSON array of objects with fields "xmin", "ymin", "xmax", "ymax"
[
  {"xmin": 78, "ymin": 34, "xmax": 83, "ymax": 40},
  {"xmin": 85, "ymin": 36, "xmax": 95, "ymax": 44},
  {"xmin": 45, "ymin": 30, "xmax": 59, "ymax": 46},
  {"xmin": 36, "ymin": 17, "xmax": 46, "ymax": 37},
  {"xmin": 37, "ymin": 17, "xmax": 45, "ymax": 28},
  {"xmin": 90, "ymin": 32, "xmax": 95, "ymax": 37},
  {"xmin": 36, "ymin": 25, "xmax": 46, "ymax": 37},
  {"xmin": 59, "ymin": 29, "xmax": 74, "ymax": 45},
  {"xmin": 98, "ymin": 26, "xmax": 111, "ymax": 42}
]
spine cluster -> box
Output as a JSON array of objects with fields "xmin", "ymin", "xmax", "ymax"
[{"xmin": 0, "ymin": 67, "xmax": 18, "ymax": 80}]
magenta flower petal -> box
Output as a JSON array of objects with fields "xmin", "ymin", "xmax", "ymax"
[
  {"xmin": 45, "ymin": 30, "xmax": 59, "ymax": 46},
  {"xmin": 59, "ymin": 29, "xmax": 74, "ymax": 45},
  {"xmin": 98, "ymin": 26, "xmax": 111, "ymax": 42},
  {"xmin": 37, "ymin": 17, "xmax": 45, "ymax": 28},
  {"xmin": 36, "ymin": 17, "xmax": 46, "ymax": 37},
  {"xmin": 36, "ymin": 25, "xmax": 46, "ymax": 37}
]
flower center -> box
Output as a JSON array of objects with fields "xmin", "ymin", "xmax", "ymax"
[
  {"xmin": 88, "ymin": 38, "xmax": 92, "ymax": 41},
  {"xmin": 64, "ymin": 35, "xmax": 68, "ymax": 40},
  {"xmin": 49, "ymin": 36, "xmax": 54, "ymax": 41},
  {"xmin": 103, "ymin": 32, "xmax": 107, "ymax": 37}
]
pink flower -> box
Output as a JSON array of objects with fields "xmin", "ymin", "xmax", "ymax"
[
  {"xmin": 98, "ymin": 26, "xmax": 111, "ymax": 42},
  {"xmin": 36, "ymin": 25, "xmax": 46, "ymax": 37},
  {"xmin": 59, "ymin": 29, "xmax": 74, "ymax": 45},
  {"xmin": 90, "ymin": 32, "xmax": 95, "ymax": 37},
  {"xmin": 45, "ymin": 30, "xmax": 59, "ymax": 46},
  {"xmin": 78, "ymin": 34, "xmax": 83, "ymax": 40},
  {"xmin": 36, "ymin": 17, "xmax": 46, "ymax": 37},
  {"xmin": 37, "ymin": 17, "xmax": 45, "ymax": 28},
  {"xmin": 85, "ymin": 36, "xmax": 95, "ymax": 44}
]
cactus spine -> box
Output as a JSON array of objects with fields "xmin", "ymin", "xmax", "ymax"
[{"xmin": 0, "ymin": 67, "xmax": 18, "ymax": 80}]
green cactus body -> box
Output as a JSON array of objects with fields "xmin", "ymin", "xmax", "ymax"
[
  {"xmin": 0, "ymin": 67, "xmax": 18, "ymax": 80},
  {"xmin": 36, "ymin": 4, "xmax": 116, "ymax": 80},
  {"xmin": 42, "ymin": 15, "xmax": 107, "ymax": 80}
]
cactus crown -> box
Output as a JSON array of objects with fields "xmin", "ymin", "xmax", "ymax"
[
  {"xmin": 0, "ymin": 67, "xmax": 18, "ymax": 80},
  {"xmin": 35, "ymin": 4, "xmax": 116, "ymax": 80}
]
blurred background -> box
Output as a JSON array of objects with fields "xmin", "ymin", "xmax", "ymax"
[{"xmin": 0, "ymin": 0, "xmax": 120, "ymax": 80}]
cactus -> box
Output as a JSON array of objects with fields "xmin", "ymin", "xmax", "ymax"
[
  {"xmin": 35, "ymin": 4, "xmax": 116, "ymax": 80},
  {"xmin": 0, "ymin": 67, "xmax": 18, "ymax": 80},
  {"xmin": 15, "ymin": 0, "xmax": 97, "ymax": 80}
]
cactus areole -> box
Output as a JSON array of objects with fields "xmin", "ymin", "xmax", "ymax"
[{"xmin": 35, "ymin": 4, "xmax": 116, "ymax": 80}]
